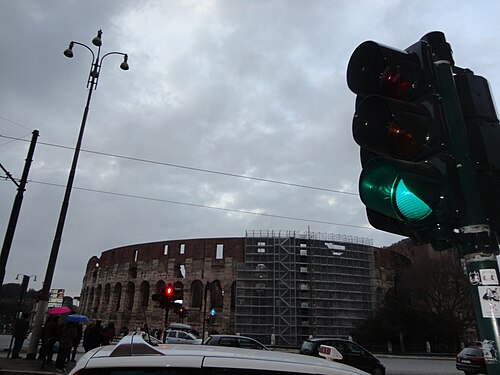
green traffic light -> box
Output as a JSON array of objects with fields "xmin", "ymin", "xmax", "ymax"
[
  {"xmin": 360, "ymin": 158, "xmax": 439, "ymax": 224},
  {"xmin": 394, "ymin": 178, "xmax": 432, "ymax": 221}
]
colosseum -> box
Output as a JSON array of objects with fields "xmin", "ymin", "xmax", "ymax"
[{"xmin": 80, "ymin": 230, "xmax": 377, "ymax": 346}]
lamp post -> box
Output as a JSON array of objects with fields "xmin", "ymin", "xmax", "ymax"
[{"xmin": 26, "ymin": 30, "xmax": 128, "ymax": 359}]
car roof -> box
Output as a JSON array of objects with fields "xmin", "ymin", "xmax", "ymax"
[
  {"xmin": 72, "ymin": 332, "xmax": 367, "ymax": 375},
  {"xmin": 208, "ymin": 334, "xmax": 258, "ymax": 339},
  {"xmin": 306, "ymin": 337, "xmax": 351, "ymax": 342}
]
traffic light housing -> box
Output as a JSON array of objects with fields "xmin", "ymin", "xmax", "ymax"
[
  {"xmin": 455, "ymin": 73, "xmax": 500, "ymax": 233},
  {"xmin": 347, "ymin": 32, "xmax": 463, "ymax": 246},
  {"xmin": 159, "ymin": 283, "xmax": 175, "ymax": 308}
]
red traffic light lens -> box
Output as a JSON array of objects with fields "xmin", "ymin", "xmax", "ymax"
[
  {"xmin": 165, "ymin": 285, "xmax": 174, "ymax": 296},
  {"xmin": 380, "ymin": 66, "xmax": 410, "ymax": 100}
]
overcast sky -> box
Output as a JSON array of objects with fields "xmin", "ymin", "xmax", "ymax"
[{"xmin": 1, "ymin": 0, "xmax": 500, "ymax": 297}]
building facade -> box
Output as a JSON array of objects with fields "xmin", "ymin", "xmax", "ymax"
[{"xmin": 80, "ymin": 231, "xmax": 376, "ymax": 346}]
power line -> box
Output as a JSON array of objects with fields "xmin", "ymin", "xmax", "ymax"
[
  {"xmin": 0, "ymin": 134, "xmax": 358, "ymax": 196},
  {"xmin": 23, "ymin": 178, "xmax": 370, "ymax": 231}
]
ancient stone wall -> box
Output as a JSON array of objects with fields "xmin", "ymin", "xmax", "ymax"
[{"xmin": 80, "ymin": 237, "xmax": 245, "ymax": 335}]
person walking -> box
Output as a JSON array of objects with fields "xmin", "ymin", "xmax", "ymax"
[
  {"xmin": 83, "ymin": 320, "xmax": 102, "ymax": 352},
  {"xmin": 100, "ymin": 322, "xmax": 115, "ymax": 346},
  {"xmin": 55, "ymin": 321, "xmax": 77, "ymax": 372},
  {"xmin": 11, "ymin": 312, "xmax": 30, "ymax": 359},
  {"xmin": 39, "ymin": 315, "xmax": 59, "ymax": 363},
  {"xmin": 70, "ymin": 323, "xmax": 83, "ymax": 361}
]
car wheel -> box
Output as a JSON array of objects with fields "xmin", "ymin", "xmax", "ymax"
[{"xmin": 372, "ymin": 366, "xmax": 385, "ymax": 375}]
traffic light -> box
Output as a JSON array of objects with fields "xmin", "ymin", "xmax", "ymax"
[
  {"xmin": 455, "ymin": 73, "xmax": 500, "ymax": 232},
  {"xmin": 347, "ymin": 32, "xmax": 463, "ymax": 246},
  {"xmin": 159, "ymin": 283, "xmax": 175, "ymax": 308},
  {"xmin": 165, "ymin": 283, "xmax": 174, "ymax": 299}
]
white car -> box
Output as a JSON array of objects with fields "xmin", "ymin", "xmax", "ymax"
[
  {"xmin": 68, "ymin": 331, "xmax": 368, "ymax": 375},
  {"xmin": 164, "ymin": 329, "xmax": 203, "ymax": 344}
]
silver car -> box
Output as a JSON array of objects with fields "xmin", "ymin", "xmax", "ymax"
[
  {"xmin": 164, "ymin": 329, "xmax": 202, "ymax": 344},
  {"xmin": 68, "ymin": 331, "xmax": 368, "ymax": 375}
]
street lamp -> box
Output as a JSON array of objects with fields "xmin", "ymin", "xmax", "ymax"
[{"xmin": 26, "ymin": 30, "xmax": 128, "ymax": 359}]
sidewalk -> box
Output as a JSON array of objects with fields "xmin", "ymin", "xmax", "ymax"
[{"xmin": 0, "ymin": 343, "xmax": 82, "ymax": 375}]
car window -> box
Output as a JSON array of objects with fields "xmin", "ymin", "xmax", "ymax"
[
  {"xmin": 238, "ymin": 338, "xmax": 260, "ymax": 349},
  {"xmin": 300, "ymin": 341, "xmax": 315, "ymax": 354},
  {"xmin": 178, "ymin": 332, "xmax": 190, "ymax": 339},
  {"xmin": 167, "ymin": 331, "xmax": 177, "ymax": 338},
  {"xmin": 219, "ymin": 337, "xmax": 237, "ymax": 347},
  {"xmin": 345, "ymin": 342, "xmax": 362, "ymax": 355}
]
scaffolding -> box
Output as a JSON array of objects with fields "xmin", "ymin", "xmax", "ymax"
[{"xmin": 235, "ymin": 231, "xmax": 375, "ymax": 347}]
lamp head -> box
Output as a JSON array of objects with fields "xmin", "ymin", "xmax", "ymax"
[
  {"xmin": 92, "ymin": 29, "xmax": 103, "ymax": 47},
  {"xmin": 63, "ymin": 42, "xmax": 74, "ymax": 58},
  {"xmin": 120, "ymin": 54, "xmax": 129, "ymax": 71}
]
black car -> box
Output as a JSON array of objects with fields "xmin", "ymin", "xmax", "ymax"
[
  {"xmin": 456, "ymin": 345, "xmax": 487, "ymax": 375},
  {"xmin": 300, "ymin": 337, "xmax": 385, "ymax": 375},
  {"xmin": 204, "ymin": 334, "xmax": 269, "ymax": 350}
]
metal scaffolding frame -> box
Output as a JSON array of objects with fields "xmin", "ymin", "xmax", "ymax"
[{"xmin": 235, "ymin": 231, "xmax": 375, "ymax": 347}]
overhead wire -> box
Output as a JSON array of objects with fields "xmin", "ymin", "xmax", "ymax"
[
  {"xmin": 0, "ymin": 129, "xmax": 365, "ymax": 231},
  {"xmin": 0, "ymin": 134, "xmax": 358, "ymax": 196}
]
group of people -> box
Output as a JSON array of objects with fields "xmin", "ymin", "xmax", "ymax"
[
  {"xmin": 10, "ymin": 313, "xmax": 117, "ymax": 371},
  {"xmin": 38, "ymin": 318, "xmax": 115, "ymax": 372},
  {"xmin": 38, "ymin": 315, "xmax": 83, "ymax": 371}
]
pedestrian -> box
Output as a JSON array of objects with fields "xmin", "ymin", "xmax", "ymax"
[
  {"xmin": 101, "ymin": 322, "xmax": 115, "ymax": 346},
  {"xmin": 11, "ymin": 312, "xmax": 30, "ymax": 359},
  {"xmin": 83, "ymin": 320, "xmax": 102, "ymax": 352},
  {"xmin": 38, "ymin": 315, "xmax": 58, "ymax": 362},
  {"xmin": 70, "ymin": 323, "xmax": 83, "ymax": 361},
  {"xmin": 55, "ymin": 321, "xmax": 77, "ymax": 372}
]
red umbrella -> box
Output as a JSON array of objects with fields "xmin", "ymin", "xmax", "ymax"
[{"xmin": 47, "ymin": 306, "xmax": 71, "ymax": 315}]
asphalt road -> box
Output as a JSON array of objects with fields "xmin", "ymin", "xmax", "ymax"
[{"xmin": 0, "ymin": 335, "xmax": 463, "ymax": 375}]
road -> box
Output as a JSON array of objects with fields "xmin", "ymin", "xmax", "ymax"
[
  {"xmin": 380, "ymin": 356, "xmax": 462, "ymax": 375},
  {"xmin": 0, "ymin": 335, "xmax": 463, "ymax": 375}
]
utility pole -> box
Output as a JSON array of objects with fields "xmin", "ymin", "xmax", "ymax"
[{"xmin": 0, "ymin": 130, "xmax": 39, "ymax": 293}]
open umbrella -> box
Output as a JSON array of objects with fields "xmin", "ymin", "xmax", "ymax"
[
  {"xmin": 65, "ymin": 314, "xmax": 89, "ymax": 323},
  {"xmin": 47, "ymin": 306, "xmax": 71, "ymax": 315}
]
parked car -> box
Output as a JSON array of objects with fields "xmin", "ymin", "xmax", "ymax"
[
  {"xmin": 204, "ymin": 334, "xmax": 270, "ymax": 350},
  {"xmin": 69, "ymin": 331, "xmax": 368, "ymax": 375},
  {"xmin": 300, "ymin": 337, "xmax": 385, "ymax": 375},
  {"xmin": 456, "ymin": 345, "xmax": 487, "ymax": 375},
  {"xmin": 164, "ymin": 329, "xmax": 202, "ymax": 344}
]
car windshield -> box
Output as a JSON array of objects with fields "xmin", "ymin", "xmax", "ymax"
[{"xmin": 300, "ymin": 341, "xmax": 315, "ymax": 354}]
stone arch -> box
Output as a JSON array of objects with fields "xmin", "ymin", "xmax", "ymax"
[
  {"xmin": 126, "ymin": 281, "xmax": 135, "ymax": 311},
  {"xmin": 94, "ymin": 284, "xmax": 102, "ymax": 313},
  {"xmin": 129, "ymin": 266, "xmax": 137, "ymax": 279},
  {"xmin": 210, "ymin": 280, "xmax": 223, "ymax": 309},
  {"xmin": 140, "ymin": 281, "xmax": 150, "ymax": 308},
  {"xmin": 113, "ymin": 283, "xmax": 122, "ymax": 312},
  {"xmin": 88, "ymin": 287, "xmax": 95, "ymax": 313},
  {"xmin": 103, "ymin": 283, "xmax": 111, "ymax": 312},
  {"xmin": 174, "ymin": 281, "xmax": 184, "ymax": 302},
  {"xmin": 190, "ymin": 280, "xmax": 203, "ymax": 308}
]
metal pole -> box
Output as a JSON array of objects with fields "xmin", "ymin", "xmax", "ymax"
[
  {"xmin": 0, "ymin": 130, "xmax": 39, "ymax": 293},
  {"xmin": 433, "ymin": 33, "xmax": 500, "ymax": 373},
  {"xmin": 202, "ymin": 282, "xmax": 210, "ymax": 339},
  {"xmin": 163, "ymin": 307, "xmax": 169, "ymax": 343},
  {"xmin": 27, "ymin": 68, "xmax": 97, "ymax": 359}
]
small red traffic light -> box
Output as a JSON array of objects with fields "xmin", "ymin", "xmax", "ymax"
[{"xmin": 165, "ymin": 284, "xmax": 174, "ymax": 297}]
